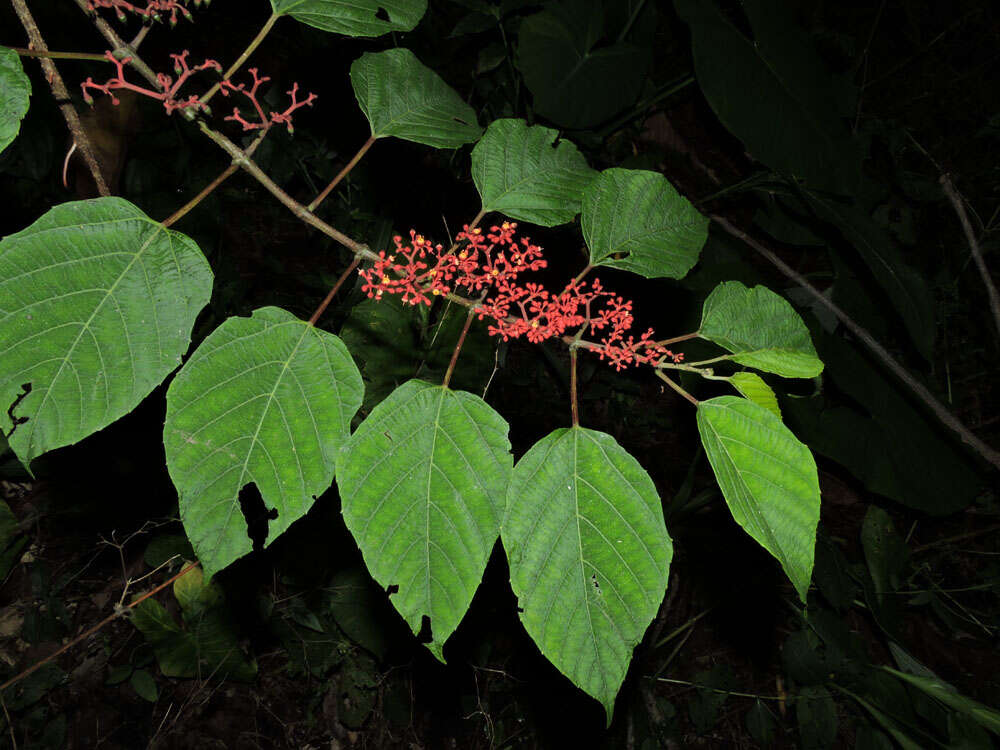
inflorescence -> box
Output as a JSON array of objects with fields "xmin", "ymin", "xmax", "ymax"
[
  {"xmin": 359, "ymin": 224, "xmax": 685, "ymax": 371},
  {"xmin": 220, "ymin": 69, "xmax": 318, "ymax": 134},
  {"xmin": 81, "ymin": 50, "xmax": 220, "ymax": 114},
  {"xmin": 81, "ymin": 52, "xmax": 316, "ymax": 131},
  {"xmin": 87, "ymin": 0, "xmax": 207, "ymax": 26}
]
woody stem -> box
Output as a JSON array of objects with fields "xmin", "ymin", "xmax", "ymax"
[
  {"xmin": 307, "ymin": 135, "xmax": 377, "ymax": 213},
  {"xmin": 443, "ymin": 308, "xmax": 476, "ymax": 389},
  {"xmin": 570, "ymin": 347, "xmax": 580, "ymax": 427},
  {"xmin": 308, "ymin": 257, "xmax": 361, "ymax": 326},
  {"xmin": 161, "ymin": 129, "xmax": 268, "ymax": 228}
]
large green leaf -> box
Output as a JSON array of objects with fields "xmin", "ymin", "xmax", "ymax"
[
  {"xmin": 350, "ymin": 48, "xmax": 481, "ymax": 148},
  {"xmin": 271, "ymin": 0, "xmax": 426, "ymax": 37},
  {"xmin": 471, "ymin": 118, "xmax": 597, "ymax": 227},
  {"xmin": 0, "ymin": 198, "xmax": 212, "ymax": 468},
  {"xmin": 697, "ymin": 396, "xmax": 820, "ymax": 602},
  {"xmin": 582, "ymin": 168, "xmax": 708, "ymax": 279},
  {"xmin": 503, "ymin": 426, "xmax": 672, "ymax": 723},
  {"xmin": 699, "ymin": 281, "xmax": 823, "ymax": 378},
  {"xmin": 337, "ymin": 379, "xmax": 512, "ymax": 661},
  {"xmin": 163, "ymin": 307, "xmax": 363, "ymax": 580},
  {"xmin": 0, "ymin": 47, "xmax": 30, "ymax": 155},
  {"xmin": 515, "ymin": 1, "xmax": 651, "ymax": 129},
  {"xmin": 673, "ymin": 0, "xmax": 861, "ymax": 194}
]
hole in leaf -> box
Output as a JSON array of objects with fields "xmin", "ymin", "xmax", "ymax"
[
  {"xmin": 237, "ymin": 483, "xmax": 275, "ymax": 551},
  {"xmin": 452, "ymin": 117, "xmax": 471, "ymax": 125},
  {"xmin": 416, "ymin": 615, "xmax": 432, "ymax": 644},
  {"xmin": 516, "ymin": 606, "xmax": 524, "ymax": 613},
  {"xmin": 591, "ymin": 573, "xmax": 601, "ymax": 592},
  {"xmin": 386, "ymin": 584, "xmax": 399, "ymax": 595},
  {"xmin": 5, "ymin": 383, "xmax": 32, "ymax": 435},
  {"xmin": 375, "ymin": 6, "xmax": 389, "ymax": 21}
]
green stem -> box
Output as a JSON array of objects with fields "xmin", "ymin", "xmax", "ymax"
[
  {"xmin": 656, "ymin": 331, "xmax": 698, "ymax": 347},
  {"xmin": 12, "ymin": 47, "xmax": 106, "ymax": 61},
  {"xmin": 649, "ymin": 677, "xmax": 787, "ymax": 702},
  {"xmin": 307, "ymin": 135, "xmax": 376, "ymax": 213},
  {"xmin": 200, "ymin": 12, "xmax": 279, "ymax": 107}
]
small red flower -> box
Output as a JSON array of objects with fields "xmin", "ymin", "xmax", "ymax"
[{"xmin": 360, "ymin": 224, "xmax": 684, "ymax": 371}]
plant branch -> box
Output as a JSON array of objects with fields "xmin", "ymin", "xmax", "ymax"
[
  {"xmin": 201, "ymin": 12, "xmax": 279, "ymax": 107},
  {"xmin": 570, "ymin": 347, "xmax": 579, "ymax": 426},
  {"xmin": 712, "ymin": 214, "xmax": 1000, "ymax": 471},
  {"xmin": 73, "ymin": 0, "xmax": 162, "ymax": 89},
  {"xmin": 307, "ymin": 135, "xmax": 376, "ymax": 213},
  {"xmin": 197, "ymin": 122, "xmax": 372, "ymax": 258},
  {"xmin": 161, "ymin": 129, "xmax": 268, "ymax": 228},
  {"xmin": 12, "ymin": 47, "xmax": 106, "ymax": 61},
  {"xmin": 0, "ymin": 561, "xmax": 197, "ymax": 694},
  {"xmin": 443, "ymin": 308, "xmax": 476, "ymax": 389},
  {"xmin": 656, "ymin": 332, "xmax": 699, "ymax": 346},
  {"xmin": 940, "ymin": 174, "xmax": 1000, "ymax": 339},
  {"xmin": 12, "ymin": 0, "xmax": 111, "ymax": 196},
  {"xmin": 572, "ymin": 263, "xmax": 593, "ymax": 286},
  {"xmin": 655, "ymin": 370, "xmax": 699, "ymax": 406},
  {"xmin": 308, "ymin": 257, "xmax": 361, "ymax": 326}
]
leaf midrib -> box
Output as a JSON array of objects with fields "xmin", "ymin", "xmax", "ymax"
[{"xmin": 20, "ymin": 221, "xmax": 164, "ymax": 458}]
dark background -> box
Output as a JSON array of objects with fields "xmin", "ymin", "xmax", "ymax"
[{"xmin": 0, "ymin": 0, "xmax": 998, "ymax": 747}]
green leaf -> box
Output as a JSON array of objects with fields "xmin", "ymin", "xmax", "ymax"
[
  {"xmin": 883, "ymin": 668, "xmax": 1000, "ymax": 736},
  {"xmin": 163, "ymin": 307, "xmax": 363, "ymax": 580},
  {"xmin": 673, "ymin": 0, "xmax": 861, "ymax": 194},
  {"xmin": 129, "ymin": 669, "xmax": 158, "ymax": 702},
  {"xmin": 729, "ymin": 372, "xmax": 781, "ymax": 418},
  {"xmin": 270, "ymin": 0, "xmax": 426, "ymax": 37},
  {"xmin": 699, "ymin": 281, "xmax": 823, "ymax": 378},
  {"xmin": 471, "ymin": 118, "xmax": 597, "ymax": 226},
  {"xmin": 697, "ymin": 396, "xmax": 820, "ymax": 602},
  {"xmin": 582, "ymin": 169, "xmax": 708, "ymax": 279},
  {"xmin": 503, "ymin": 426, "xmax": 672, "ymax": 724},
  {"xmin": 0, "ymin": 198, "xmax": 213, "ymax": 468},
  {"xmin": 131, "ymin": 596, "xmax": 257, "ymax": 681},
  {"xmin": 337, "ymin": 380, "xmax": 512, "ymax": 661},
  {"xmin": 0, "ymin": 47, "xmax": 30, "ymax": 155},
  {"xmin": 515, "ymin": 2, "xmax": 651, "ymax": 129},
  {"xmin": 350, "ymin": 48, "xmax": 482, "ymax": 148},
  {"xmin": 797, "ymin": 685, "xmax": 839, "ymax": 749}
]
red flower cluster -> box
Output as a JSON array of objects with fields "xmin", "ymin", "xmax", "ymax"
[
  {"xmin": 360, "ymin": 223, "xmax": 545, "ymax": 306},
  {"xmin": 81, "ymin": 50, "xmax": 220, "ymax": 114},
  {"xmin": 220, "ymin": 69, "xmax": 318, "ymax": 134},
  {"xmin": 81, "ymin": 53, "xmax": 316, "ymax": 133},
  {"xmin": 359, "ymin": 223, "xmax": 684, "ymax": 370},
  {"xmin": 87, "ymin": 0, "xmax": 202, "ymax": 26}
]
